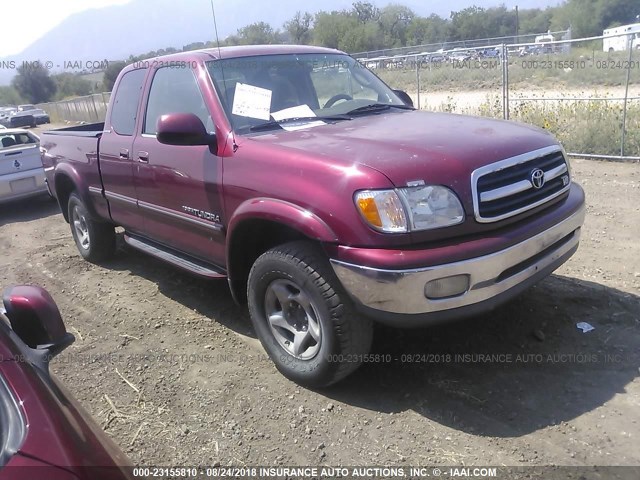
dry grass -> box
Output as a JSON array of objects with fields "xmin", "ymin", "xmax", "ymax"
[{"xmin": 428, "ymin": 92, "xmax": 640, "ymax": 156}]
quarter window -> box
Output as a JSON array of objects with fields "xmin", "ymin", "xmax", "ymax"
[{"xmin": 110, "ymin": 68, "xmax": 146, "ymax": 136}]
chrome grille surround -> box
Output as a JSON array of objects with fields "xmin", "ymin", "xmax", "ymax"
[{"xmin": 471, "ymin": 145, "xmax": 571, "ymax": 223}]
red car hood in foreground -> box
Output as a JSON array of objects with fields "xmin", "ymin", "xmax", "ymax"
[{"xmin": 0, "ymin": 321, "xmax": 134, "ymax": 480}]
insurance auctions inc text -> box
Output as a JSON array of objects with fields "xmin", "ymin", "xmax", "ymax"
[
  {"xmin": 0, "ymin": 60, "xmax": 110, "ymax": 71},
  {"xmin": 193, "ymin": 466, "xmax": 498, "ymax": 478}
]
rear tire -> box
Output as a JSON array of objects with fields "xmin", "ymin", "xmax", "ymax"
[
  {"xmin": 247, "ymin": 241, "xmax": 373, "ymax": 387},
  {"xmin": 68, "ymin": 193, "xmax": 115, "ymax": 263}
]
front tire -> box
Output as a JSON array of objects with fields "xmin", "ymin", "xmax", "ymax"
[
  {"xmin": 247, "ymin": 241, "xmax": 373, "ymax": 387},
  {"xmin": 68, "ymin": 193, "xmax": 115, "ymax": 263}
]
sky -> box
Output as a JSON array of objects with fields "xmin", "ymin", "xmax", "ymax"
[
  {"xmin": 2, "ymin": 0, "xmax": 563, "ymax": 58},
  {"xmin": 0, "ymin": 0, "xmax": 131, "ymax": 57}
]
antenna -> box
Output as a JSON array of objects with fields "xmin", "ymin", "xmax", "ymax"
[
  {"xmin": 209, "ymin": 0, "xmax": 237, "ymax": 151},
  {"xmin": 210, "ymin": 0, "xmax": 223, "ymax": 59}
]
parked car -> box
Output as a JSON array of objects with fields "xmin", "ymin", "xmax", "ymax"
[
  {"xmin": 479, "ymin": 48, "xmax": 501, "ymax": 58},
  {"xmin": 3, "ymin": 111, "xmax": 36, "ymax": 129},
  {"xmin": 29, "ymin": 109, "xmax": 50, "ymax": 125},
  {"xmin": 0, "ymin": 129, "xmax": 49, "ymax": 204},
  {"xmin": 5, "ymin": 108, "xmax": 49, "ymax": 128},
  {"xmin": 0, "ymin": 285, "xmax": 136, "ymax": 479},
  {"xmin": 0, "ymin": 108, "xmax": 17, "ymax": 127},
  {"xmin": 448, "ymin": 48, "xmax": 472, "ymax": 62},
  {"xmin": 41, "ymin": 45, "xmax": 585, "ymax": 387},
  {"xmin": 419, "ymin": 51, "xmax": 446, "ymax": 63},
  {"xmin": 16, "ymin": 104, "xmax": 35, "ymax": 112}
]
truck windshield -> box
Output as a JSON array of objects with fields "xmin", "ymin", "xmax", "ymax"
[{"xmin": 206, "ymin": 53, "xmax": 408, "ymax": 134}]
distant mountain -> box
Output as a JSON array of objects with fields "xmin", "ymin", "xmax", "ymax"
[{"xmin": 0, "ymin": 0, "xmax": 561, "ymax": 85}]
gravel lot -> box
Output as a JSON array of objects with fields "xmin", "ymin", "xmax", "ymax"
[{"xmin": 1, "ymin": 132, "xmax": 638, "ymax": 470}]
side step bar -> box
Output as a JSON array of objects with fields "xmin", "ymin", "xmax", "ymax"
[{"xmin": 123, "ymin": 234, "xmax": 226, "ymax": 279}]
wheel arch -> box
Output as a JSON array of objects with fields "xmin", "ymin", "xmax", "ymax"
[
  {"xmin": 53, "ymin": 166, "xmax": 95, "ymax": 223},
  {"xmin": 226, "ymin": 198, "xmax": 338, "ymax": 304}
]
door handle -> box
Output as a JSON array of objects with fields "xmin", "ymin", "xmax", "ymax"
[
  {"xmin": 119, "ymin": 149, "xmax": 129, "ymax": 160},
  {"xmin": 137, "ymin": 151, "xmax": 149, "ymax": 163}
]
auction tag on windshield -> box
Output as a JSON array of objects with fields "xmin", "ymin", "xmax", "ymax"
[
  {"xmin": 271, "ymin": 104, "xmax": 316, "ymax": 121},
  {"xmin": 272, "ymin": 105, "xmax": 326, "ymax": 131},
  {"xmin": 232, "ymin": 83, "xmax": 272, "ymax": 120}
]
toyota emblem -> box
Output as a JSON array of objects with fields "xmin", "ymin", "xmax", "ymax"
[{"xmin": 530, "ymin": 168, "xmax": 545, "ymax": 189}]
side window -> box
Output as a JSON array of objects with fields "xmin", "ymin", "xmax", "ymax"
[
  {"xmin": 144, "ymin": 67, "xmax": 213, "ymax": 135},
  {"xmin": 110, "ymin": 69, "xmax": 146, "ymax": 136}
]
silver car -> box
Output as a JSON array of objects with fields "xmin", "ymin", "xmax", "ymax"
[{"xmin": 0, "ymin": 129, "xmax": 48, "ymax": 204}]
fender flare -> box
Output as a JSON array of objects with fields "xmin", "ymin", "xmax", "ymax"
[
  {"xmin": 52, "ymin": 164, "xmax": 99, "ymax": 220},
  {"xmin": 226, "ymin": 198, "xmax": 338, "ymax": 250}
]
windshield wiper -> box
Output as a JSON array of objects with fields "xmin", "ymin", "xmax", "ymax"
[
  {"xmin": 346, "ymin": 103, "xmax": 414, "ymax": 116},
  {"xmin": 250, "ymin": 115, "xmax": 351, "ymax": 132}
]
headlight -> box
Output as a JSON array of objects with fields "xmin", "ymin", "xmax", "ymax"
[
  {"xmin": 355, "ymin": 186, "xmax": 464, "ymax": 233},
  {"xmin": 398, "ymin": 185, "xmax": 465, "ymax": 231}
]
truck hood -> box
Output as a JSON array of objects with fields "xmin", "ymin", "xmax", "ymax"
[{"xmin": 249, "ymin": 110, "xmax": 558, "ymax": 192}]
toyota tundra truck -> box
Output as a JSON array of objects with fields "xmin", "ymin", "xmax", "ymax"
[{"xmin": 41, "ymin": 45, "xmax": 585, "ymax": 387}]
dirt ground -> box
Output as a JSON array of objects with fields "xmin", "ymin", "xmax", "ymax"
[{"xmin": 1, "ymin": 131, "xmax": 639, "ymax": 470}]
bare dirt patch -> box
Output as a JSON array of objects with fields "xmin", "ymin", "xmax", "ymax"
[{"xmin": 0, "ymin": 157, "xmax": 638, "ymax": 468}]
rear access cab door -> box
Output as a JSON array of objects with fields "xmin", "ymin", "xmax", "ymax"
[{"xmin": 99, "ymin": 68, "xmax": 147, "ymax": 232}]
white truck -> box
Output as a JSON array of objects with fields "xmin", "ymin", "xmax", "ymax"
[{"xmin": 603, "ymin": 23, "xmax": 640, "ymax": 52}]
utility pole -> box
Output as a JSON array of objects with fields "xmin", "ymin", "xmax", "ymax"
[{"xmin": 514, "ymin": 6, "xmax": 519, "ymax": 44}]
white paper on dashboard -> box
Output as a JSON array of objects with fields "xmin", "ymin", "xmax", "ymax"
[
  {"xmin": 232, "ymin": 83, "xmax": 272, "ymax": 120},
  {"xmin": 271, "ymin": 104, "xmax": 326, "ymax": 131}
]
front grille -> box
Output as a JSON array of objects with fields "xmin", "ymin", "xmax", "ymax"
[{"xmin": 472, "ymin": 146, "xmax": 571, "ymax": 223}]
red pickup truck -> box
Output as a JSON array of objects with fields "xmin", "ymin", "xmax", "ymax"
[{"xmin": 41, "ymin": 45, "xmax": 585, "ymax": 387}]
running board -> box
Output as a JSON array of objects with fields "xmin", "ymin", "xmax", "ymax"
[{"xmin": 124, "ymin": 234, "xmax": 226, "ymax": 279}]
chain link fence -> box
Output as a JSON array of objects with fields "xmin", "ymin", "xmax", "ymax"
[
  {"xmin": 353, "ymin": 30, "xmax": 571, "ymax": 60},
  {"xmin": 369, "ymin": 31, "xmax": 639, "ymax": 160}
]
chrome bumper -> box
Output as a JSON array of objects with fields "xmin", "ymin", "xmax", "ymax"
[{"xmin": 331, "ymin": 205, "xmax": 585, "ymax": 317}]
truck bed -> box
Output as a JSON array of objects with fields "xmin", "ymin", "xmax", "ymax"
[
  {"xmin": 43, "ymin": 122, "xmax": 105, "ymax": 138},
  {"xmin": 41, "ymin": 124, "xmax": 104, "ymax": 205}
]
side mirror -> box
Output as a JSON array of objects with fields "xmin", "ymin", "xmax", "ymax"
[
  {"xmin": 156, "ymin": 113, "xmax": 217, "ymax": 148},
  {"xmin": 3, "ymin": 285, "xmax": 74, "ymax": 359},
  {"xmin": 393, "ymin": 89, "xmax": 414, "ymax": 108}
]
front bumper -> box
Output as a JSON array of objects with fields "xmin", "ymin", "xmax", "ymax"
[{"xmin": 331, "ymin": 201, "xmax": 585, "ymax": 326}]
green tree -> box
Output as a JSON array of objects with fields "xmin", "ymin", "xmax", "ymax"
[
  {"xmin": 352, "ymin": 2, "xmax": 380, "ymax": 24},
  {"xmin": 313, "ymin": 7, "xmax": 388, "ymax": 52},
  {"xmin": 183, "ymin": 41, "xmax": 206, "ymax": 52},
  {"xmin": 52, "ymin": 73, "xmax": 93, "ymax": 100},
  {"xmin": 102, "ymin": 61, "xmax": 126, "ymax": 92},
  {"xmin": 340, "ymin": 21, "xmax": 384, "ymax": 52},
  {"xmin": 0, "ymin": 86, "xmax": 23, "ymax": 105},
  {"xmin": 518, "ymin": 8, "xmax": 553, "ymax": 35},
  {"xmin": 550, "ymin": 0, "xmax": 639, "ymax": 36},
  {"xmin": 235, "ymin": 22, "xmax": 282, "ymax": 45},
  {"xmin": 378, "ymin": 4, "xmax": 415, "ymax": 47},
  {"xmin": 407, "ymin": 14, "xmax": 450, "ymax": 46},
  {"xmin": 313, "ymin": 11, "xmax": 356, "ymax": 49},
  {"xmin": 11, "ymin": 62, "xmax": 56, "ymax": 103},
  {"xmin": 450, "ymin": 6, "xmax": 487, "ymax": 40},
  {"xmin": 284, "ymin": 11, "xmax": 314, "ymax": 44}
]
